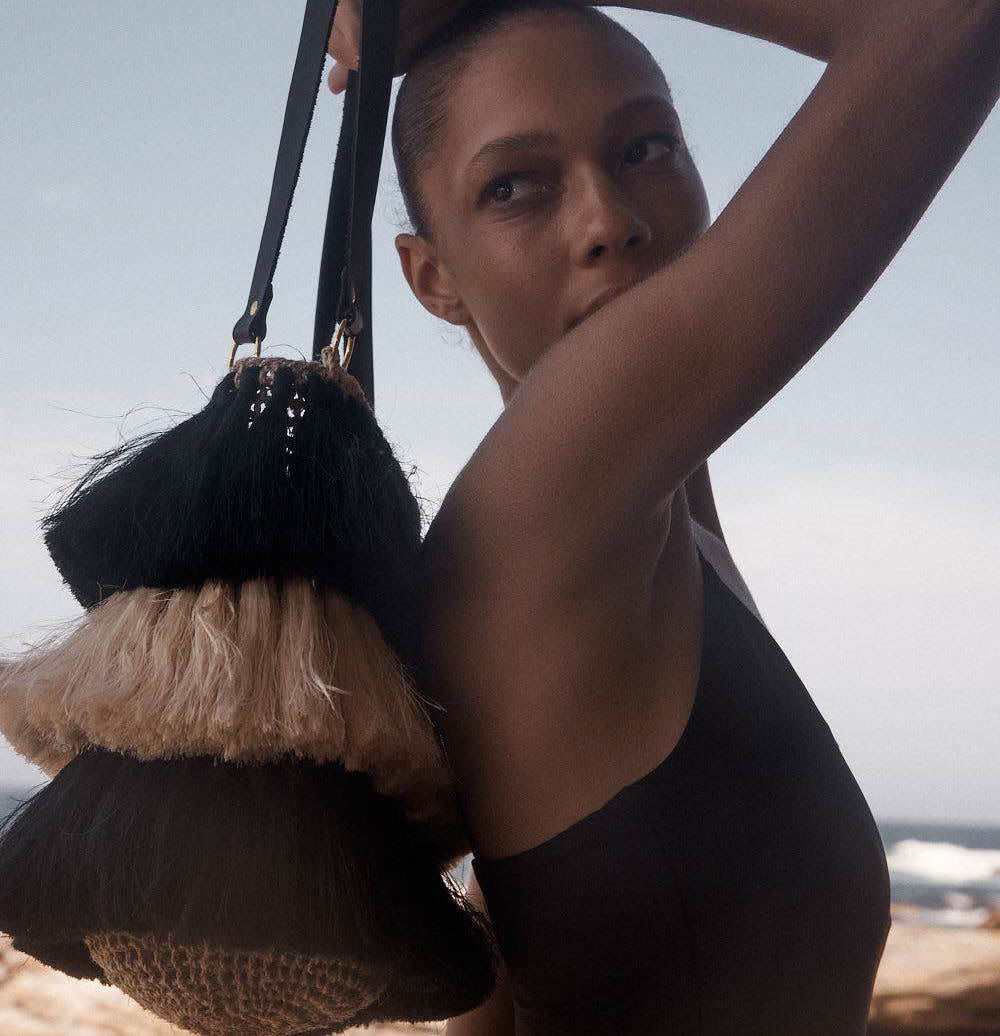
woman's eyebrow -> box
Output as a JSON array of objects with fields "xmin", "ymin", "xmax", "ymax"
[
  {"xmin": 464, "ymin": 92, "xmax": 677, "ymax": 174},
  {"xmin": 466, "ymin": 131, "xmax": 559, "ymax": 172}
]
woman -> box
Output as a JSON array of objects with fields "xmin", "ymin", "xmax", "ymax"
[{"xmin": 328, "ymin": 2, "xmax": 998, "ymax": 1033}]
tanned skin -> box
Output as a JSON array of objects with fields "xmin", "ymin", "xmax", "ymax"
[{"xmin": 325, "ymin": 2, "xmax": 999, "ymax": 1032}]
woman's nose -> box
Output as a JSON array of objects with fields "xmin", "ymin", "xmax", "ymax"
[{"xmin": 569, "ymin": 168, "xmax": 652, "ymax": 265}]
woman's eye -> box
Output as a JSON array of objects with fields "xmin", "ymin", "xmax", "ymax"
[
  {"xmin": 624, "ymin": 134, "xmax": 681, "ymax": 166},
  {"xmin": 484, "ymin": 174, "xmax": 537, "ymax": 206}
]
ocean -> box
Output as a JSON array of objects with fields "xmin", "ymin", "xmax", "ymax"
[
  {"xmin": 878, "ymin": 819, "xmax": 1000, "ymax": 928},
  {"xmin": 2, "ymin": 785, "xmax": 996, "ymax": 929}
]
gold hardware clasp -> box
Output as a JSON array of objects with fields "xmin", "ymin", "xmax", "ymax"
[
  {"xmin": 331, "ymin": 317, "xmax": 355, "ymax": 370},
  {"xmin": 229, "ymin": 335, "xmax": 261, "ymax": 368}
]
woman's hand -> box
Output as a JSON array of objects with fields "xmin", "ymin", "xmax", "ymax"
[{"xmin": 326, "ymin": 0, "xmax": 476, "ymax": 93}]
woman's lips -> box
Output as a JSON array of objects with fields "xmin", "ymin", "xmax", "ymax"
[{"xmin": 566, "ymin": 281, "xmax": 635, "ymax": 334}]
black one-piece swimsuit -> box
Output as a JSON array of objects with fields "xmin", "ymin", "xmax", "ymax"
[{"xmin": 471, "ymin": 541, "xmax": 892, "ymax": 1035}]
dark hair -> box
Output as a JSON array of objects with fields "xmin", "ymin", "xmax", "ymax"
[{"xmin": 390, "ymin": 0, "xmax": 669, "ymax": 240}]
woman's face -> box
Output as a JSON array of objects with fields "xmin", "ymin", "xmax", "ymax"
[{"xmin": 395, "ymin": 11, "xmax": 711, "ymax": 401}]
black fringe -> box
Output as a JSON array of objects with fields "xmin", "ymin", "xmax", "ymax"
[
  {"xmin": 42, "ymin": 363, "xmax": 425, "ymax": 667},
  {"xmin": 0, "ymin": 746, "xmax": 498, "ymax": 1025}
]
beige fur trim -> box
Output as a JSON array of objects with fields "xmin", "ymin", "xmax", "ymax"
[{"xmin": 0, "ymin": 579, "xmax": 462, "ymax": 850}]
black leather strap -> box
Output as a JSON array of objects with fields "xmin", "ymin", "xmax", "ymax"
[
  {"xmin": 232, "ymin": 0, "xmax": 340, "ymax": 350},
  {"xmin": 233, "ymin": 0, "xmax": 400, "ymax": 407},
  {"xmin": 313, "ymin": 67, "xmax": 360, "ymax": 377},
  {"xmin": 313, "ymin": 1, "xmax": 400, "ymax": 401}
]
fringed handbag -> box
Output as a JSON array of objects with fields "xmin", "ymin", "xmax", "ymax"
[{"xmin": 0, "ymin": 1, "xmax": 499, "ymax": 1032}]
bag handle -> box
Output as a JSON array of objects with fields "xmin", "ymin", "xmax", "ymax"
[
  {"xmin": 313, "ymin": 1, "xmax": 399, "ymax": 400},
  {"xmin": 232, "ymin": 0, "xmax": 400, "ymax": 407}
]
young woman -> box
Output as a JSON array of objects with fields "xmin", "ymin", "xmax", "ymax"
[{"xmin": 327, "ymin": 2, "xmax": 998, "ymax": 1033}]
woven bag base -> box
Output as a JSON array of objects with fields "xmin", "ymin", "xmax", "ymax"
[{"xmin": 84, "ymin": 930, "xmax": 390, "ymax": 1036}]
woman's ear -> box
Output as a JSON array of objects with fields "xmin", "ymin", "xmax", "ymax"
[{"xmin": 395, "ymin": 233, "xmax": 470, "ymax": 326}]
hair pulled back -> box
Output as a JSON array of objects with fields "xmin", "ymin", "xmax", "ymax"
[{"xmin": 390, "ymin": 1, "xmax": 665, "ymax": 240}]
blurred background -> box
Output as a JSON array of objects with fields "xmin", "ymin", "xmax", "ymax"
[{"xmin": 1, "ymin": 2, "xmax": 998, "ymax": 1031}]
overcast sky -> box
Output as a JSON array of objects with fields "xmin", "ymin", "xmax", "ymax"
[{"xmin": 2, "ymin": 2, "xmax": 997, "ymax": 825}]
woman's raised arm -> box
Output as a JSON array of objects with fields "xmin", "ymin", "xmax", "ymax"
[
  {"xmin": 604, "ymin": 0, "xmax": 869, "ymax": 62},
  {"xmin": 427, "ymin": 0, "xmax": 998, "ymax": 601}
]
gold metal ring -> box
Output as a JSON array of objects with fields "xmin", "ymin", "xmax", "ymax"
[
  {"xmin": 331, "ymin": 318, "xmax": 355, "ymax": 370},
  {"xmin": 228, "ymin": 335, "xmax": 261, "ymax": 368}
]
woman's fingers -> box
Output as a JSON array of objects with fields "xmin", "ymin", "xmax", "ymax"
[
  {"xmin": 325, "ymin": 0, "xmax": 482, "ymax": 89},
  {"xmin": 327, "ymin": 60, "xmax": 352, "ymax": 94},
  {"xmin": 327, "ymin": 0, "xmax": 361, "ymax": 73},
  {"xmin": 326, "ymin": 0, "xmax": 360, "ymax": 94}
]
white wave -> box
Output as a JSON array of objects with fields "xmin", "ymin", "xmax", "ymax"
[
  {"xmin": 887, "ymin": 839, "xmax": 1000, "ymax": 885},
  {"xmin": 891, "ymin": 904, "xmax": 992, "ymax": 928}
]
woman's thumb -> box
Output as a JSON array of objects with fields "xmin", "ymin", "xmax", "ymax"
[{"xmin": 327, "ymin": 60, "xmax": 351, "ymax": 94}]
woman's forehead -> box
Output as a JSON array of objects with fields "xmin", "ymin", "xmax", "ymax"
[
  {"xmin": 433, "ymin": 24, "xmax": 667, "ymax": 178},
  {"xmin": 447, "ymin": 12, "xmax": 669, "ymax": 132},
  {"xmin": 434, "ymin": 16, "xmax": 672, "ymax": 178}
]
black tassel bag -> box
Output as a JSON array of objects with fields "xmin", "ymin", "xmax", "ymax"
[{"xmin": 0, "ymin": 1, "xmax": 499, "ymax": 1032}]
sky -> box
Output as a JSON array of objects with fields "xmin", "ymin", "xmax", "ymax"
[{"xmin": 1, "ymin": 1, "xmax": 997, "ymax": 825}]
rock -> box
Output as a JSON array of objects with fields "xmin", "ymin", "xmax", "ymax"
[
  {"xmin": 869, "ymin": 923, "xmax": 1000, "ymax": 1034},
  {"xmin": 5, "ymin": 923, "xmax": 1000, "ymax": 1035},
  {"xmin": 0, "ymin": 936, "xmax": 187, "ymax": 1035}
]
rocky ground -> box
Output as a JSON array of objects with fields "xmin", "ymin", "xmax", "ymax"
[
  {"xmin": 867, "ymin": 916, "xmax": 1000, "ymax": 1035},
  {"xmin": 2, "ymin": 920, "xmax": 999, "ymax": 1035}
]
